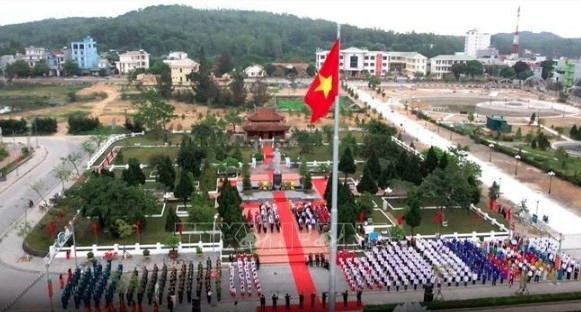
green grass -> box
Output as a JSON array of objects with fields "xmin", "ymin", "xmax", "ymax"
[
  {"xmin": 118, "ymin": 146, "xmax": 179, "ymax": 165},
  {"xmin": 114, "ymin": 134, "xmax": 185, "ymax": 147},
  {"xmin": 391, "ymin": 207, "xmax": 498, "ymax": 235},
  {"xmin": 371, "ymin": 209, "xmax": 392, "ymax": 225},
  {"xmin": 275, "ymin": 96, "xmax": 356, "ymax": 111},
  {"xmin": 517, "ymin": 144, "xmax": 581, "ymax": 175},
  {"xmin": 0, "ymin": 84, "xmax": 90, "ymax": 111}
]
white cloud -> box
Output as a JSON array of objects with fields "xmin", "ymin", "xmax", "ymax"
[{"xmin": 0, "ymin": 0, "xmax": 578, "ymax": 38}]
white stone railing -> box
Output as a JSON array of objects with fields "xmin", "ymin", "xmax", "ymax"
[{"xmin": 86, "ymin": 132, "xmax": 145, "ymax": 169}]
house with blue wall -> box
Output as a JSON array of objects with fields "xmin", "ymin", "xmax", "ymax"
[{"xmin": 70, "ymin": 36, "xmax": 98, "ymax": 71}]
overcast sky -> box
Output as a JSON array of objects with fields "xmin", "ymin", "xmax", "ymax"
[{"xmin": 1, "ymin": 0, "xmax": 579, "ymax": 38}]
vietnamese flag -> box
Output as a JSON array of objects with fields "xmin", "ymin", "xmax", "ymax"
[
  {"xmin": 178, "ymin": 224, "xmax": 183, "ymax": 236},
  {"xmin": 396, "ymin": 214, "xmax": 404, "ymax": 226},
  {"xmin": 135, "ymin": 221, "xmax": 141, "ymax": 236},
  {"xmin": 304, "ymin": 38, "xmax": 340, "ymax": 123}
]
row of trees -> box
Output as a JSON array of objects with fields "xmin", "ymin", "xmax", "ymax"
[
  {"xmin": 449, "ymin": 60, "xmax": 534, "ymax": 81},
  {"xmin": 0, "ymin": 117, "xmax": 58, "ymax": 135},
  {"xmin": 2, "ymin": 59, "xmax": 82, "ymax": 80}
]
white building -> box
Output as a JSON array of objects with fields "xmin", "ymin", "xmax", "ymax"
[
  {"xmin": 243, "ymin": 64, "xmax": 265, "ymax": 77},
  {"xmin": 23, "ymin": 46, "xmax": 47, "ymax": 67},
  {"xmin": 464, "ymin": 29, "xmax": 491, "ymax": 57},
  {"xmin": 167, "ymin": 51, "xmax": 188, "ymax": 61},
  {"xmin": 163, "ymin": 57, "xmax": 199, "ymax": 88},
  {"xmin": 429, "ymin": 54, "xmax": 477, "ymax": 79},
  {"xmin": 115, "ymin": 50, "xmax": 150, "ymax": 74},
  {"xmin": 315, "ymin": 47, "xmax": 427, "ymax": 78}
]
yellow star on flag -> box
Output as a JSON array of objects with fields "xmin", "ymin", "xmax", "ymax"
[{"xmin": 314, "ymin": 74, "xmax": 333, "ymax": 99}]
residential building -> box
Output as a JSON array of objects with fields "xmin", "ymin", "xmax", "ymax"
[
  {"xmin": 116, "ymin": 50, "xmax": 150, "ymax": 74},
  {"xmin": 244, "ymin": 64, "xmax": 265, "ymax": 77},
  {"xmin": 553, "ymin": 58, "xmax": 581, "ymax": 88},
  {"xmin": 163, "ymin": 57, "xmax": 199, "ymax": 88},
  {"xmin": 23, "ymin": 46, "xmax": 47, "ymax": 67},
  {"xmin": 315, "ymin": 47, "xmax": 426, "ymax": 78},
  {"xmin": 71, "ymin": 36, "xmax": 99, "ymax": 70},
  {"xmin": 464, "ymin": 29, "xmax": 491, "ymax": 57},
  {"xmin": 167, "ymin": 51, "xmax": 188, "ymax": 60},
  {"xmin": 429, "ymin": 54, "xmax": 477, "ymax": 79},
  {"xmin": 476, "ymin": 48, "xmax": 499, "ymax": 59},
  {"xmin": 47, "ymin": 49, "xmax": 67, "ymax": 76}
]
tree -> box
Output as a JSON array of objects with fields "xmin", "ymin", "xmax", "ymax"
[
  {"xmin": 324, "ymin": 177, "xmax": 359, "ymax": 239},
  {"xmin": 216, "ymin": 178, "xmax": 247, "ymax": 246},
  {"xmin": 570, "ymin": 125, "xmax": 578, "ymax": 140},
  {"xmin": 132, "ymin": 90, "xmax": 175, "ymax": 133},
  {"xmin": 366, "ymin": 150, "xmax": 382, "ymax": 182},
  {"xmin": 404, "ymin": 191, "xmax": 422, "ymax": 236},
  {"xmin": 61, "ymin": 152, "xmax": 82, "ymax": 177},
  {"xmin": 122, "ymin": 158, "xmax": 146, "ymax": 186},
  {"xmin": 293, "ymin": 130, "xmax": 318, "ymax": 154},
  {"xmin": 5, "ymin": 60, "xmax": 30, "ymax": 79},
  {"xmin": 487, "ymin": 181, "xmax": 500, "ymax": 202},
  {"xmin": 529, "ymin": 112, "xmax": 537, "ymax": 125},
  {"xmin": 62, "ymin": 61, "xmax": 81, "ymax": 77},
  {"xmin": 189, "ymin": 47, "xmax": 219, "ymax": 104},
  {"xmin": 229, "ymin": 70, "xmax": 247, "ymax": 108},
  {"xmin": 188, "ymin": 191, "xmax": 216, "ymax": 230},
  {"xmin": 31, "ymin": 60, "xmax": 50, "ymax": 77},
  {"xmin": 540, "ymin": 58, "xmax": 553, "ymax": 80},
  {"xmin": 356, "ymin": 165, "xmax": 378, "ymax": 195},
  {"xmin": 174, "ymin": 170, "xmax": 195, "ymax": 206},
  {"xmin": 450, "ymin": 63, "xmax": 467, "ymax": 79},
  {"xmin": 156, "ymin": 62, "xmax": 172, "ymax": 99},
  {"xmin": 199, "ymin": 158, "xmax": 218, "ymax": 191},
  {"xmin": 74, "ymin": 175, "xmax": 155, "ymax": 234},
  {"xmin": 242, "ymin": 163, "xmax": 252, "ymax": 191},
  {"xmin": 164, "ymin": 207, "xmax": 180, "ymax": 233},
  {"xmin": 518, "ymin": 69, "xmax": 534, "ymax": 80},
  {"xmin": 338, "ymin": 146, "xmax": 357, "ymax": 181},
  {"xmin": 264, "ymin": 63, "xmax": 276, "ymax": 77},
  {"xmin": 214, "ymin": 53, "xmax": 233, "ymax": 77},
  {"xmin": 438, "ymin": 153, "xmax": 449, "ymax": 169},
  {"xmin": 500, "ymin": 67, "xmax": 516, "ymax": 79},
  {"xmin": 116, "ymin": 219, "xmax": 135, "ymax": 253},
  {"xmin": 225, "ymin": 109, "xmax": 242, "ymax": 133},
  {"xmin": 306, "ymin": 64, "xmax": 316, "ymax": 77},
  {"xmin": 177, "ymin": 138, "xmax": 204, "ymax": 177},
  {"xmin": 250, "ymin": 78, "xmax": 272, "ymax": 106},
  {"xmin": 421, "ymin": 146, "xmax": 439, "ymax": 177},
  {"xmin": 52, "ymin": 161, "xmax": 72, "ymax": 192},
  {"xmin": 555, "ymin": 146, "xmax": 569, "ymax": 169},
  {"xmin": 367, "ymin": 76, "xmax": 380, "ymax": 89},
  {"xmin": 303, "ymin": 171, "xmax": 313, "ymax": 192},
  {"xmin": 152, "ymin": 155, "xmax": 176, "ymax": 191},
  {"xmin": 465, "ymin": 60, "xmax": 484, "ymax": 77},
  {"xmin": 467, "ymin": 112, "xmax": 475, "ymax": 123}
]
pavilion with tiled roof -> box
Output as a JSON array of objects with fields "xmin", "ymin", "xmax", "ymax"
[{"xmin": 242, "ymin": 107, "xmax": 290, "ymax": 140}]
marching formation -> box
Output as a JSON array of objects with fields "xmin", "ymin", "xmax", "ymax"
[{"xmin": 291, "ymin": 201, "xmax": 330, "ymax": 233}]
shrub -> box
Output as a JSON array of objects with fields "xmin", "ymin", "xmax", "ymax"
[
  {"xmin": 87, "ymin": 251, "xmax": 94, "ymax": 260},
  {"xmin": 142, "ymin": 249, "xmax": 150, "ymax": 257},
  {"xmin": 67, "ymin": 112, "xmax": 101, "ymax": 134}
]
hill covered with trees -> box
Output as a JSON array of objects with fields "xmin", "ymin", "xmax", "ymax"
[{"xmin": 0, "ymin": 5, "xmax": 579, "ymax": 66}]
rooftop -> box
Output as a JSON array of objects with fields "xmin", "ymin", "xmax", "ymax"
[
  {"xmin": 163, "ymin": 58, "xmax": 199, "ymax": 68},
  {"xmin": 246, "ymin": 107, "xmax": 286, "ymax": 122},
  {"xmin": 431, "ymin": 54, "xmax": 477, "ymax": 61}
]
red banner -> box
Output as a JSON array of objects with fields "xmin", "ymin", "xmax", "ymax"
[
  {"xmin": 92, "ymin": 223, "xmax": 99, "ymax": 237},
  {"xmin": 47, "ymin": 278, "xmax": 53, "ymax": 298},
  {"xmin": 396, "ymin": 214, "xmax": 404, "ymax": 226},
  {"xmin": 178, "ymin": 224, "xmax": 183, "ymax": 236},
  {"xmin": 48, "ymin": 221, "xmax": 55, "ymax": 236},
  {"xmin": 434, "ymin": 211, "xmax": 442, "ymax": 225},
  {"xmin": 135, "ymin": 221, "xmax": 141, "ymax": 236}
]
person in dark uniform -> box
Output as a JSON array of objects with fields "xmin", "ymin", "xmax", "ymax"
[
  {"xmin": 271, "ymin": 293, "xmax": 278, "ymax": 310},
  {"xmin": 342, "ymin": 290, "xmax": 348, "ymax": 307},
  {"xmin": 260, "ymin": 294, "xmax": 266, "ymax": 311},
  {"xmin": 310, "ymin": 292, "xmax": 316, "ymax": 307},
  {"xmin": 285, "ymin": 293, "xmax": 291, "ymax": 309},
  {"xmin": 322, "ymin": 292, "xmax": 327, "ymax": 307},
  {"xmin": 356, "ymin": 289, "xmax": 362, "ymax": 305},
  {"xmin": 298, "ymin": 292, "xmax": 304, "ymax": 308}
]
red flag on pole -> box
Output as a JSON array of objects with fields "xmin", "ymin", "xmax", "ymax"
[
  {"xmin": 396, "ymin": 214, "xmax": 404, "ymax": 226},
  {"xmin": 178, "ymin": 224, "xmax": 183, "ymax": 236},
  {"xmin": 135, "ymin": 221, "xmax": 141, "ymax": 236},
  {"xmin": 304, "ymin": 38, "xmax": 340, "ymax": 123},
  {"xmin": 507, "ymin": 209, "xmax": 512, "ymax": 221},
  {"xmin": 47, "ymin": 277, "xmax": 53, "ymax": 298},
  {"xmin": 434, "ymin": 211, "xmax": 443, "ymax": 225},
  {"xmin": 92, "ymin": 223, "xmax": 99, "ymax": 237},
  {"xmin": 358, "ymin": 211, "xmax": 365, "ymax": 223},
  {"xmin": 48, "ymin": 221, "xmax": 55, "ymax": 236}
]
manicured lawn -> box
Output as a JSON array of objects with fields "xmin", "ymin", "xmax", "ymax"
[
  {"xmin": 114, "ymin": 133, "xmax": 186, "ymax": 147},
  {"xmin": 118, "ymin": 146, "xmax": 179, "ymax": 165},
  {"xmin": 275, "ymin": 96, "xmax": 356, "ymax": 111},
  {"xmin": 371, "ymin": 209, "xmax": 393, "ymax": 225},
  {"xmin": 517, "ymin": 144, "xmax": 581, "ymax": 176},
  {"xmin": 391, "ymin": 207, "xmax": 498, "ymax": 235}
]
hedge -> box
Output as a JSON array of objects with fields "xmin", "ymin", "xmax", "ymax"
[{"xmin": 364, "ymin": 291, "xmax": 581, "ymax": 311}]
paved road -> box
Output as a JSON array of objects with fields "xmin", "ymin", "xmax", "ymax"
[{"xmin": 0, "ymin": 136, "xmax": 87, "ymax": 311}]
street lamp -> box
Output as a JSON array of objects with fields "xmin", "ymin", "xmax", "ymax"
[
  {"xmin": 69, "ymin": 219, "xmax": 78, "ymax": 268},
  {"xmin": 212, "ymin": 213, "xmax": 219, "ymax": 253},
  {"xmin": 548, "ymin": 171, "xmax": 555, "ymax": 194},
  {"xmin": 449, "ymin": 125, "xmax": 454, "ymax": 140},
  {"xmin": 535, "ymin": 200, "xmax": 540, "ymax": 218},
  {"xmin": 514, "ymin": 155, "xmax": 521, "ymax": 176},
  {"xmin": 488, "ymin": 143, "xmax": 495, "ymax": 162}
]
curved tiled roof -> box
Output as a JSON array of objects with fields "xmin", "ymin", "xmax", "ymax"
[{"xmin": 246, "ymin": 107, "xmax": 285, "ymax": 122}]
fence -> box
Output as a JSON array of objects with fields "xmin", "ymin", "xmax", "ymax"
[
  {"xmin": 50, "ymin": 235, "xmax": 223, "ymax": 259},
  {"xmin": 86, "ymin": 132, "xmax": 145, "ymax": 169}
]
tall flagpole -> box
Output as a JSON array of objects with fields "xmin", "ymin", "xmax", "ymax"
[{"xmin": 328, "ymin": 22, "xmax": 341, "ymax": 312}]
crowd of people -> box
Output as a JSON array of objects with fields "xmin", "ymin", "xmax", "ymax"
[
  {"xmin": 341, "ymin": 236, "xmax": 580, "ymax": 292},
  {"xmin": 290, "ymin": 201, "xmax": 330, "ymax": 233},
  {"xmin": 251, "ymin": 201, "xmax": 281, "ymax": 233},
  {"xmin": 228, "ymin": 254, "xmax": 263, "ymax": 299}
]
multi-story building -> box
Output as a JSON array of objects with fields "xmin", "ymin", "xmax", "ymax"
[
  {"xmin": 163, "ymin": 57, "xmax": 199, "ymax": 88},
  {"xmin": 167, "ymin": 51, "xmax": 188, "ymax": 61},
  {"xmin": 47, "ymin": 48, "xmax": 68, "ymax": 76},
  {"xmin": 429, "ymin": 54, "xmax": 477, "ymax": 79},
  {"xmin": 464, "ymin": 29, "xmax": 491, "ymax": 57},
  {"xmin": 244, "ymin": 64, "xmax": 265, "ymax": 77},
  {"xmin": 70, "ymin": 36, "xmax": 99, "ymax": 70},
  {"xmin": 315, "ymin": 47, "xmax": 426, "ymax": 78},
  {"xmin": 116, "ymin": 50, "xmax": 150, "ymax": 74},
  {"xmin": 23, "ymin": 46, "xmax": 47, "ymax": 67}
]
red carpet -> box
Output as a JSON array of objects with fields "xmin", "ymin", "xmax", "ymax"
[
  {"xmin": 272, "ymin": 191, "xmax": 320, "ymax": 305},
  {"xmin": 263, "ymin": 143, "xmax": 273, "ymax": 166}
]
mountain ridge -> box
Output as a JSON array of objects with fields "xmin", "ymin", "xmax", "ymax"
[{"xmin": 0, "ymin": 5, "xmax": 579, "ymax": 63}]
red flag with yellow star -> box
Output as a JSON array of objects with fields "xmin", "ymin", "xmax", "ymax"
[{"xmin": 304, "ymin": 38, "xmax": 340, "ymax": 123}]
